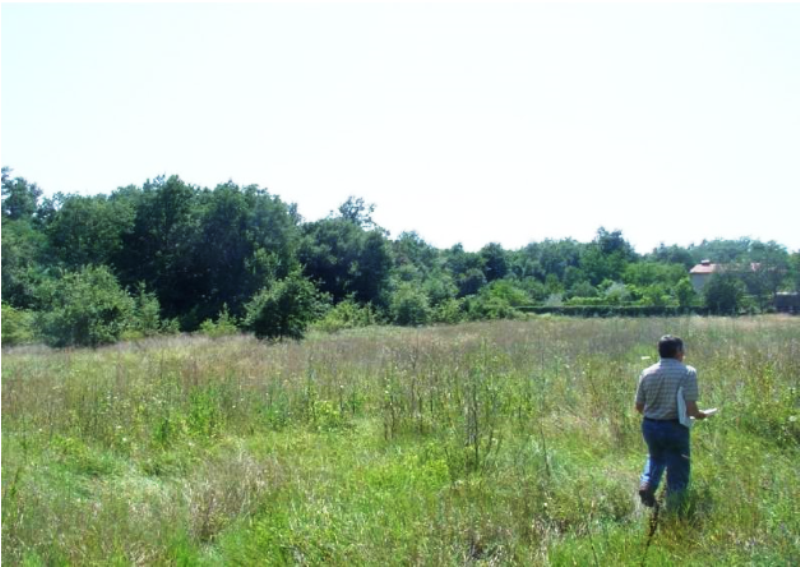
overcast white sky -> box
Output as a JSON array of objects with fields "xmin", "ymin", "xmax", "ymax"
[{"xmin": 2, "ymin": 2, "xmax": 799, "ymax": 253}]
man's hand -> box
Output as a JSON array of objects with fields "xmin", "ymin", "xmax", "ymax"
[
  {"xmin": 685, "ymin": 400, "xmax": 707, "ymax": 419},
  {"xmin": 635, "ymin": 402, "xmax": 644, "ymax": 414}
]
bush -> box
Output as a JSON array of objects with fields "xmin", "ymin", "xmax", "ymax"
[
  {"xmin": 312, "ymin": 298, "xmax": 377, "ymax": 333},
  {"xmin": 244, "ymin": 273, "xmax": 324, "ymax": 340},
  {"xmin": 466, "ymin": 280, "xmax": 529, "ymax": 320},
  {"xmin": 430, "ymin": 297, "xmax": 465, "ymax": 324},
  {"xmin": 390, "ymin": 283, "xmax": 431, "ymax": 326},
  {"xmin": 1, "ymin": 303, "xmax": 37, "ymax": 346},
  {"xmin": 124, "ymin": 283, "xmax": 170, "ymax": 338},
  {"xmin": 37, "ymin": 266, "xmax": 135, "ymax": 347},
  {"xmin": 199, "ymin": 304, "xmax": 240, "ymax": 338}
]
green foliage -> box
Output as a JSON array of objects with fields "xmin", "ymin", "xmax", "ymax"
[
  {"xmin": 567, "ymin": 280, "xmax": 598, "ymax": 299},
  {"xmin": 37, "ymin": 265, "xmax": 136, "ymax": 347},
  {"xmin": 199, "ymin": 304, "xmax": 240, "ymax": 338},
  {"xmin": 299, "ymin": 212, "xmax": 393, "ymax": 305},
  {"xmin": 430, "ymin": 297, "xmax": 466, "ymax": 324},
  {"xmin": 1, "ymin": 303, "xmax": 37, "ymax": 346},
  {"xmin": 422, "ymin": 273, "xmax": 458, "ymax": 307},
  {"xmin": 393, "ymin": 231, "xmax": 439, "ymax": 277},
  {"xmin": 704, "ymin": 273, "xmax": 747, "ymax": 314},
  {"xmin": 1, "ymin": 217, "xmax": 51, "ymax": 309},
  {"xmin": 244, "ymin": 273, "xmax": 324, "ymax": 340},
  {"xmin": 3, "ymin": 166, "xmax": 799, "ymax": 344},
  {"xmin": 2, "ymin": 168, "xmax": 43, "ymax": 222},
  {"xmin": 129, "ymin": 284, "xmax": 166, "ymax": 338},
  {"xmin": 390, "ymin": 283, "xmax": 432, "ymax": 326},
  {"xmin": 312, "ymin": 297, "xmax": 377, "ymax": 333},
  {"xmin": 457, "ymin": 268, "xmax": 487, "ymax": 297},
  {"xmin": 46, "ymin": 194, "xmax": 136, "ymax": 268},
  {"xmin": 675, "ymin": 278, "xmax": 697, "ymax": 308},
  {"xmin": 480, "ymin": 242, "xmax": 508, "ymax": 282},
  {"xmin": 466, "ymin": 280, "xmax": 530, "ymax": 320}
]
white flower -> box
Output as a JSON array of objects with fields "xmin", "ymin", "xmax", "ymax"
[{"xmin": 641, "ymin": 356, "xmax": 652, "ymax": 361}]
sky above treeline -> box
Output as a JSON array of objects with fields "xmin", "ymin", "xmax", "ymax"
[{"xmin": 2, "ymin": 2, "xmax": 799, "ymax": 253}]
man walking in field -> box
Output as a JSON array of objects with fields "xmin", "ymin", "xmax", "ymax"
[{"xmin": 635, "ymin": 335, "xmax": 708, "ymax": 510}]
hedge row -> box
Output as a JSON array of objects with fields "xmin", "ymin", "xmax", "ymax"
[{"xmin": 517, "ymin": 305, "xmax": 710, "ymax": 317}]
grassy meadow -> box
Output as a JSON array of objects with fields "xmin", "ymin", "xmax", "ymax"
[{"xmin": 2, "ymin": 316, "xmax": 799, "ymax": 565}]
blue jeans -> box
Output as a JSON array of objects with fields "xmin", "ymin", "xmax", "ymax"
[{"xmin": 640, "ymin": 418, "xmax": 691, "ymax": 502}]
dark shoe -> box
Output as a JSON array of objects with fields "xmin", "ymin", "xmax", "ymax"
[{"xmin": 639, "ymin": 484, "xmax": 656, "ymax": 508}]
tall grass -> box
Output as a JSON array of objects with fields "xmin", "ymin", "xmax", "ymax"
[{"xmin": 3, "ymin": 316, "xmax": 799, "ymax": 564}]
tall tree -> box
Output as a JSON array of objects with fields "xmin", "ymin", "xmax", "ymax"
[
  {"xmin": 47, "ymin": 194, "xmax": 136, "ymax": 269},
  {"xmin": 116, "ymin": 175, "xmax": 202, "ymax": 323},
  {"xmin": 480, "ymin": 242, "xmax": 508, "ymax": 282},
  {"xmin": 2, "ymin": 168, "xmax": 43, "ymax": 222}
]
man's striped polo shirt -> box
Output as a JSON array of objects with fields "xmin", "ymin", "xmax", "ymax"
[{"xmin": 635, "ymin": 358, "xmax": 698, "ymax": 420}]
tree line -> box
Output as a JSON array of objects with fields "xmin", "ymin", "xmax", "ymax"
[{"xmin": 2, "ymin": 167, "xmax": 799, "ymax": 347}]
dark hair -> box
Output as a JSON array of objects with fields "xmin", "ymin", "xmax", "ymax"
[{"xmin": 658, "ymin": 335, "xmax": 684, "ymax": 359}]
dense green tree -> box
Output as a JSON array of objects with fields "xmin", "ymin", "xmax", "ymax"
[
  {"xmin": 457, "ymin": 268, "xmax": 487, "ymax": 298},
  {"xmin": 1, "ymin": 303, "xmax": 37, "ymax": 346},
  {"xmin": 422, "ymin": 272, "xmax": 458, "ymax": 307},
  {"xmin": 390, "ymin": 283, "xmax": 431, "ymax": 326},
  {"xmin": 244, "ymin": 273, "xmax": 325, "ymax": 340},
  {"xmin": 580, "ymin": 228, "xmax": 637, "ymax": 285},
  {"xmin": 2, "ymin": 168, "xmax": 43, "ymax": 222},
  {"xmin": 393, "ymin": 232, "xmax": 439, "ymax": 277},
  {"xmin": 480, "ymin": 242, "xmax": 508, "ymax": 282},
  {"xmin": 649, "ymin": 243, "xmax": 695, "ymax": 269},
  {"xmin": 535, "ymin": 239, "xmax": 584, "ymax": 281},
  {"xmin": 47, "ymin": 194, "xmax": 136, "ymax": 268},
  {"xmin": 37, "ymin": 265, "xmax": 136, "ymax": 347},
  {"xmin": 299, "ymin": 201, "xmax": 393, "ymax": 305},
  {"xmin": 115, "ymin": 175, "xmax": 202, "ymax": 323},
  {"xmin": 704, "ymin": 273, "xmax": 747, "ymax": 314},
  {"xmin": 1, "ymin": 217, "xmax": 50, "ymax": 309},
  {"xmin": 349, "ymin": 230, "xmax": 394, "ymax": 305},
  {"xmin": 442, "ymin": 244, "xmax": 483, "ymax": 280},
  {"xmin": 745, "ymin": 241, "xmax": 791, "ymax": 306},
  {"xmin": 622, "ymin": 262, "xmax": 686, "ymax": 288},
  {"xmin": 675, "ymin": 278, "xmax": 697, "ymax": 308},
  {"xmin": 191, "ymin": 182, "xmax": 300, "ymax": 323}
]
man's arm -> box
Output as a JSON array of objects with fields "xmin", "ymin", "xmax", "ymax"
[
  {"xmin": 685, "ymin": 400, "xmax": 707, "ymax": 419},
  {"xmin": 635, "ymin": 402, "xmax": 645, "ymax": 414}
]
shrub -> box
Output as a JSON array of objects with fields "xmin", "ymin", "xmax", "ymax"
[
  {"xmin": 466, "ymin": 280, "xmax": 529, "ymax": 320},
  {"xmin": 1, "ymin": 303, "xmax": 37, "ymax": 346},
  {"xmin": 390, "ymin": 283, "xmax": 431, "ymax": 326},
  {"xmin": 199, "ymin": 304, "xmax": 240, "ymax": 338},
  {"xmin": 312, "ymin": 297, "xmax": 377, "ymax": 333},
  {"xmin": 37, "ymin": 266, "xmax": 135, "ymax": 347},
  {"xmin": 125, "ymin": 283, "xmax": 169, "ymax": 338},
  {"xmin": 244, "ymin": 273, "xmax": 324, "ymax": 340},
  {"xmin": 430, "ymin": 297, "xmax": 465, "ymax": 324}
]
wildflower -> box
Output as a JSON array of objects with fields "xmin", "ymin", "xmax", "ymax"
[{"xmin": 641, "ymin": 356, "xmax": 652, "ymax": 361}]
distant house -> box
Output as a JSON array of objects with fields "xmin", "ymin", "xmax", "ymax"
[{"xmin": 688, "ymin": 260, "xmax": 761, "ymax": 293}]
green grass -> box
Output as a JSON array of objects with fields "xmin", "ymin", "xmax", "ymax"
[{"xmin": 3, "ymin": 317, "xmax": 799, "ymax": 565}]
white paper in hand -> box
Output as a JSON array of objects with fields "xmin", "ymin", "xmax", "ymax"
[{"xmin": 702, "ymin": 408, "xmax": 718, "ymax": 417}]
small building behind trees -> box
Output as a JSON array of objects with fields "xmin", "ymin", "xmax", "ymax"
[{"xmin": 689, "ymin": 260, "xmax": 761, "ymax": 293}]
